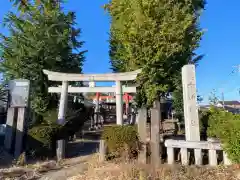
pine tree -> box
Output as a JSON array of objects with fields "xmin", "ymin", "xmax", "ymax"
[{"xmin": 0, "ymin": 0, "xmax": 86, "ymax": 114}]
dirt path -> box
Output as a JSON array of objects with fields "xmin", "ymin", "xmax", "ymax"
[
  {"xmin": 40, "ymin": 127, "xmax": 101, "ymax": 180},
  {"xmin": 40, "ymin": 154, "xmax": 94, "ymax": 180}
]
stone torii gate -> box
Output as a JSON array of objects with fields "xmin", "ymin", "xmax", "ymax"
[{"xmin": 43, "ymin": 69, "xmax": 141, "ymax": 159}]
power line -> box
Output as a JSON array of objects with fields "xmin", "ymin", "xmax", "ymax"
[
  {"xmin": 219, "ymin": 69, "xmax": 237, "ymax": 90},
  {"xmin": 202, "ymin": 66, "xmax": 239, "ymax": 104},
  {"xmin": 233, "ymin": 65, "xmax": 240, "ymax": 74},
  {"xmin": 216, "ymin": 65, "xmax": 240, "ymax": 94},
  {"xmin": 222, "ymin": 65, "xmax": 240, "ymax": 102},
  {"xmin": 207, "ymin": 68, "xmax": 237, "ymax": 96},
  {"xmin": 232, "ymin": 65, "xmax": 240, "ymax": 97}
]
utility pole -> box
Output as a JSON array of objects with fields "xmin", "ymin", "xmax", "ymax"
[
  {"xmin": 221, "ymin": 91, "xmax": 225, "ymax": 109},
  {"xmin": 238, "ymin": 65, "xmax": 240, "ymax": 98},
  {"xmin": 233, "ymin": 65, "xmax": 240, "ymax": 100}
]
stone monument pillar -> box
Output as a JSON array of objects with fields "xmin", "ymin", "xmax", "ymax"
[
  {"xmin": 182, "ymin": 65, "xmax": 200, "ymax": 141},
  {"xmin": 182, "ymin": 65, "xmax": 201, "ymax": 165}
]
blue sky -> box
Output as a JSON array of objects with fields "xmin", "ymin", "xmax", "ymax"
[{"xmin": 0, "ymin": 0, "xmax": 239, "ymax": 104}]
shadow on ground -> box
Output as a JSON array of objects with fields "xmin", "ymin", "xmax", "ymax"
[
  {"xmin": 66, "ymin": 128, "xmax": 102, "ymax": 158},
  {"xmin": 66, "ymin": 140, "xmax": 100, "ymax": 158}
]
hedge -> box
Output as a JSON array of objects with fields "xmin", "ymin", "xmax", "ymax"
[{"xmin": 101, "ymin": 125, "xmax": 140, "ymax": 159}]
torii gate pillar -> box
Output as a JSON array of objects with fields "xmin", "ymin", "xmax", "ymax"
[
  {"xmin": 57, "ymin": 81, "xmax": 69, "ymax": 160},
  {"xmin": 116, "ymin": 81, "xmax": 123, "ymax": 125}
]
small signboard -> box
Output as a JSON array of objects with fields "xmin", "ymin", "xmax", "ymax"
[{"xmin": 8, "ymin": 79, "xmax": 30, "ymax": 108}]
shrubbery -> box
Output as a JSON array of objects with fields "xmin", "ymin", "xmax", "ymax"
[
  {"xmin": 199, "ymin": 110, "xmax": 212, "ymax": 138},
  {"xmin": 207, "ymin": 108, "xmax": 230, "ymax": 138},
  {"xmin": 27, "ymin": 102, "xmax": 88, "ymax": 158},
  {"xmin": 27, "ymin": 124, "xmax": 59, "ymax": 158},
  {"xmin": 101, "ymin": 125, "xmax": 140, "ymax": 159},
  {"xmin": 206, "ymin": 107, "xmax": 240, "ymax": 163}
]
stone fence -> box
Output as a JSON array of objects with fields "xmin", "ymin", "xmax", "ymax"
[{"xmin": 165, "ymin": 139, "xmax": 232, "ymax": 166}]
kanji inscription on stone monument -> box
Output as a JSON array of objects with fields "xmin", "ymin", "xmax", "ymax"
[{"xmin": 182, "ymin": 65, "xmax": 200, "ymax": 141}]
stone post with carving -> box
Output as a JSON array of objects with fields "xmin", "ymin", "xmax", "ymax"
[
  {"xmin": 182, "ymin": 65, "xmax": 201, "ymax": 165},
  {"xmin": 182, "ymin": 65, "xmax": 200, "ymax": 141}
]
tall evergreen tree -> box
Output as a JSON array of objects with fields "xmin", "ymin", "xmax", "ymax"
[
  {"xmin": 10, "ymin": 0, "xmax": 60, "ymax": 12},
  {"xmin": 105, "ymin": 0, "xmax": 205, "ymax": 106},
  {"xmin": 1, "ymin": 0, "xmax": 86, "ymax": 114}
]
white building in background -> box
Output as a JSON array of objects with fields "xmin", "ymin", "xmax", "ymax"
[{"xmin": 89, "ymin": 81, "xmax": 96, "ymax": 88}]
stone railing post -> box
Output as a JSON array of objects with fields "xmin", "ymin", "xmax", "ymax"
[
  {"xmin": 150, "ymin": 100, "xmax": 161, "ymax": 167},
  {"xmin": 137, "ymin": 107, "xmax": 147, "ymax": 163}
]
